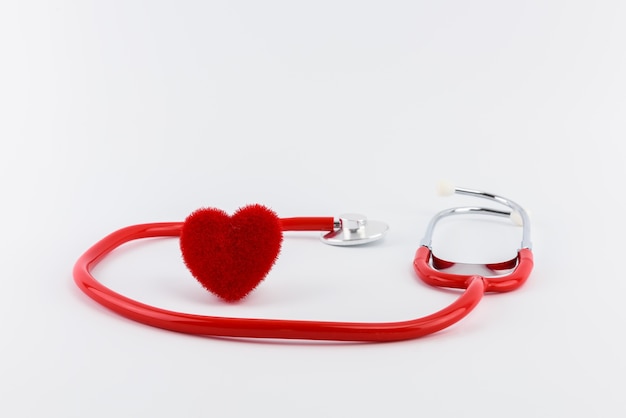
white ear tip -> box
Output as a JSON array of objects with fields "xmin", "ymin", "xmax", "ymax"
[
  {"xmin": 510, "ymin": 210, "xmax": 523, "ymax": 226},
  {"xmin": 437, "ymin": 181, "xmax": 456, "ymax": 196}
]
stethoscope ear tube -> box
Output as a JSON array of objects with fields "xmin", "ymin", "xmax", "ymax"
[{"xmin": 415, "ymin": 184, "xmax": 534, "ymax": 293}]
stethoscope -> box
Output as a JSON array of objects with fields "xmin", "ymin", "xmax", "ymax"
[{"xmin": 73, "ymin": 185, "xmax": 533, "ymax": 342}]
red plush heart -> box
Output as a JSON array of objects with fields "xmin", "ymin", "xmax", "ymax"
[{"xmin": 180, "ymin": 204, "xmax": 283, "ymax": 302}]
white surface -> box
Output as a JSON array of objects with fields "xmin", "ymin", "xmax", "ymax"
[{"xmin": 2, "ymin": 1, "xmax": 625, "ymax": 417}]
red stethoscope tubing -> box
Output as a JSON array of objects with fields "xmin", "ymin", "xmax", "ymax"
[
  {"xmin": 73, "ymin": 219, "xmax": 485, "ymax": 342},
  {"xmin": 413, "ymin": 246, "xmax": 534, "ymax": 292}
]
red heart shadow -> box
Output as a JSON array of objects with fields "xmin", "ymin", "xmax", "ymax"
[{"xmin": 180, "ymin": 204, "xmax": 283, "ymax": 302}]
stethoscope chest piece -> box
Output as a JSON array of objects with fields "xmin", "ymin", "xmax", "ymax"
[{"xmin": 321, "ymin": 213, "xmax": 389, "ymax": 246}]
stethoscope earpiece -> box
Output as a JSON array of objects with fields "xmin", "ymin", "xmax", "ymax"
[
  {"xmin": 320, "ymin": 213, "xmax": 389, "ymax": 246},
  {"xmin": 415, "ymin": 184, "xmax": 534, "ymax": 293}
]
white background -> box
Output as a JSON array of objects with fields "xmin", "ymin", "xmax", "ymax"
[{"xmin": 2, "ymin": 1, "xmax": 625, "ymax": 417}]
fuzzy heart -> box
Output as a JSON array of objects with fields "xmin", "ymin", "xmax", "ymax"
[{"xmin": 180, "ymin": 204, "xmax": 283, "ymax": 302}]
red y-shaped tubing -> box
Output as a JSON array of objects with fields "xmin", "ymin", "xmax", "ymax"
[
  {"xmin": 73, "ymin": 220, "xmax": 485, "ymax": 342},
  {"xmin": 413, "ymin": 246, "xmax": 534, "ymax": 293}
]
